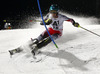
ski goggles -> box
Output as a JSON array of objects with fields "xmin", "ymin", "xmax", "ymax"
[{"xmin": 49, "ymin": 10, "xmax": 58, "ymax": 14}]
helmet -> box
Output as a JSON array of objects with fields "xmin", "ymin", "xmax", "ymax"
[{"xmin": 49, "ymin": 4, "xmax": 59, "ymax": 13}]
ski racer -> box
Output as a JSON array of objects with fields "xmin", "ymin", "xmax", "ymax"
[{"xmin": 9, "ymin": 4, "xmax": 80, "ymax": 56}]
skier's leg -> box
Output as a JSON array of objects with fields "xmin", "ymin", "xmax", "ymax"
[
  {"xmin": 31, "ymin": 37, "xmax": 51, "ymax": 56},
  {"xmin": 31, "ymin": 28, "xmax": 62, "ymax": 55},
  {"xmin": 30, "ymin": 28, "xmax": 50, "ymax": 48},
  {"xmin": 36, "ymin": 27, "xmax": 61, "ymax": 42},
  {"xmin": 31, "ymin": 33, "xmax": 60, "ymax": 56},
  {"xmin": 9, "ymin": 38, "xmax": 41, "ymax": 56},
  {"xmin": 30, "ymin": 29, "xmax": 49, "ymax": 49},
  {"xmin": 37, "ymin": 36, "xmax": 52, "ymax": 48},
  {"xmin": 31, "ymin": 30, "xmax": 49, "ymax": 55},
  {"xmin": 37, "ymin": 33, "xmax": 59, "ymax": 49},
  {"xmin": 9, "ymin": 38, "xmax": 39, "ymax": 55},
  {"xmin": 37, "ymin": 29, "xmax": 49, "ymax": 42}
]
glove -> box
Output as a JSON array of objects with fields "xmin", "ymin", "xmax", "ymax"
[
  {"xmin": 40, "ymin": 19, "xmax": 52, "ymax": 25},
  {"xmin": 73, "ymin": 22, "xmax": 80, "ymax": 27}
]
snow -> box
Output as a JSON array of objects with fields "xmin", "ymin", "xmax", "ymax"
[{"xmin": 0, "ymin": 13, "xmax": 100, "ymax": 74}]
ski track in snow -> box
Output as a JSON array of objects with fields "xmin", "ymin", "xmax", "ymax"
[{"xmin": 0, "ymin": 13, "xmax": 100, "ymax": 74}]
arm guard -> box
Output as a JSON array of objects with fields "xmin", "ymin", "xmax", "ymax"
[{"xmin": 40, "ymin": 19, "xmax": 52, "ymax": 25}]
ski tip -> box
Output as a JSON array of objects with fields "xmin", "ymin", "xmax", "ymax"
[{"xmin": 8, "ymin": 50, "xmax": 13, "ymax": 58}]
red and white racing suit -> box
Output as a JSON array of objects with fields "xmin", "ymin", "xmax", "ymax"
[{"xmin": 38, "ymin": 13, "xmax": 74, "ymax": 41}]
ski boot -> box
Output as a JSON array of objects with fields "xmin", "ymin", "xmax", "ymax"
[
  {"xmin": 31, "ymin": 45, "xmax": 39, "ymax": 56},
  {"xmin": 29, "ymin": 38, "xmax": 40, "ymax": 58},
  {"xmin": 31, "ymin": 37, "xmax": 51, "ymax": 56},
  {"xmin": 30, "ymin": 38, "xmax": 39, "ymax": 46},
  {"xmin": 30, "ymin": 38, "xmax": 39, "ymax": 54},
  {"xmin": 9, "ymin": 48, "xmax": 22, "ymax": 58}
]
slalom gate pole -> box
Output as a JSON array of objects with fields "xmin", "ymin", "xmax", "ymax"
[
  {"xmin": 37, "ymin": 0, "xmax": 59, "ymax": 49},
  {"xmin": 80, "ymin": 26, "xmax": 100, "ymax": 37}
]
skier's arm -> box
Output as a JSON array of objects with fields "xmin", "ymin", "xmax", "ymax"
[
  {"xmin": 40, "ymin": 13, "xmax": 52, "ymax": 25},
  {"xmin": 40, "ymin": 19, "xmax": 52, "ymax": 25},
  {"xmin": 66, "ymin": 19, "xmax": 80, "ymax": 27}
]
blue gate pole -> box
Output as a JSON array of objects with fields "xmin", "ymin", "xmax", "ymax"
[{"xmin": 37, "ymin": 0, "xmax": 58, "ymax": 49}]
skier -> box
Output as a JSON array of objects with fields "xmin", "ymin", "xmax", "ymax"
[
  {"xmin": 9, "ymin": 4, "xmax": 80, "ymax": 57},
  {"xmin": 4, "ymin": 23, "xmax": 12, "ymax": 29}
]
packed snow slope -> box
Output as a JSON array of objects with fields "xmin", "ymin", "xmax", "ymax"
[{"xmin": 0, "ymin": 13, "xmax": 100, "ymax": 74}]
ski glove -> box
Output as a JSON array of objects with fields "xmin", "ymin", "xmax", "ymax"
[
  {"xmin": 73, "ymin": 22, "xmax": 80, "ymax": 27},
  {"xmin": 40, "ymin": 19, "xmax": 52, "ymax": 25}
]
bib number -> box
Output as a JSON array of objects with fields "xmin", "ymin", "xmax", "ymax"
[{"xmin": 53, "ymin": 21, "xmax": 59, "ymax": 29}]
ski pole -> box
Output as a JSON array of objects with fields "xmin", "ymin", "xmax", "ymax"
[
  {"xmin": 80, "ymin": 26, "xmax": 100, "ymax": 37},
  {"xmin": 3, "ymin": 20, "xmax": 41, "ymax": 23}
]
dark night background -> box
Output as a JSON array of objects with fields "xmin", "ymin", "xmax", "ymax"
[{"xmin": 0, "ymin": 0, "xmax": 100, "ymax": 29}]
